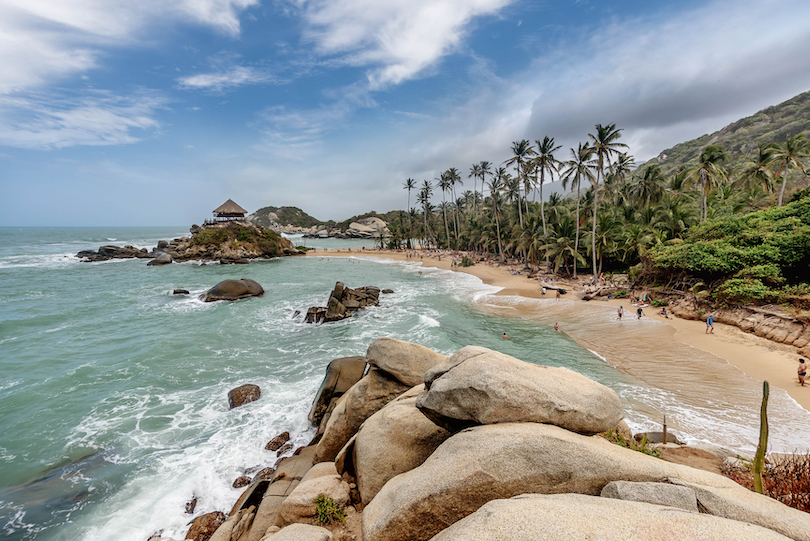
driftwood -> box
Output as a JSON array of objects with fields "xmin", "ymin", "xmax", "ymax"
[{"xmin": 538, "ymin": 282, "xmax": 567, "ymax": 295}]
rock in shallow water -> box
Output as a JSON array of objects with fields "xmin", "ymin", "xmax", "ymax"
[
  {"xmin": 228, "ymin": 384, "xmax": 261, "ymax": 409},
  {"xmin": 200, "ymin": 279, "xmax": 264, "ymax": 302}
]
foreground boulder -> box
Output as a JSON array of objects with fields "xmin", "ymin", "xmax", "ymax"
[
  {"xmin": 308, "ymin": 356, "xmax": 368, "ymax": 427},
  {"xmin": 362, "ymin": 422, "xmax": 810, "ymax": 541},
  {"xmin": 366, "ymin": 338, "xmax": 447, "ymax": 387},
  {"xmin": 185, "ymin": 511, "xmax": 226, "ymax": 541},
  {"xmin": 314, "ymin": 367, "xmax": 410, "ymax": 462},
  {"xmin": 416, "ymin": 346, "xmax": 623, "ymax": 434},
  {"xmin": 600, "ymin": 480, "xmax": 698, "ymax": 512},
  {"xmin": 341, "ymin": 385, "xmax": 451, "ymax": 505},
  {"xmin": 201, "ymin": 279, "xmax": 264, "ymax": 302},
  {"xmin": 263, "ymin": 523, "xmax": 332, "ymax": 541},
  {"xmin": 276, "ymin": 474, "xmax": 350, "ymax": 526},
  {"xmin": 430, "ymin": 494, "xmax": 792, "ymax": 541},
  {"xmin": 228, "ymin": 384, "xmax": 261, "ymax": 409}
]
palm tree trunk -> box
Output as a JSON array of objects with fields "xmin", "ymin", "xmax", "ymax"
[
  {"xmin": 574, "ymin": 184, "xmax": 581, "ymax": 279},
  {"xmin": 777, "ymin": 162, "xmax": 788, "ymax": 207},
  {"xmin": 494, "ymin": 204, "xmax": 504, "ymax": 263},
  {"xmin": 592, "ymin": 170, "xmax": 599, "ymax": 278},
  {"xmin": 540, "ymin": 169, "xmax": 548, "ymax": 269}
]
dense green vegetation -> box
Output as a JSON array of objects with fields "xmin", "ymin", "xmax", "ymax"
[
  {"xmin": 250, "ymin": 206, "xmax": 322, "ymax": 228},
  {"xmin": 190, "ymin": 222, "xmax": 285, "ymax": 255},
  {"xmin": 384, "ymin": 92, "xmax": 810, "ymax": 310}
]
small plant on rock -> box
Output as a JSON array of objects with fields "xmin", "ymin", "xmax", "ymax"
[
  {"xmin": 314, "ymin": 494, "xmax": 345, "ymax": 525},
  {"xmin": 599, "ymin": 430, "xmax": 661, "ymax": 458}
]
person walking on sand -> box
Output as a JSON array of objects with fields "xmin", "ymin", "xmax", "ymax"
[
  {"xmin": 556, "ymin": 290, "xmax": 560, "ymax": 300},
  {"xmin": 706, "ymin": 314, "xmax": 714, "ymax": 334},
  {"xmin": 799, "ymin": 358, "xmax": 807, "ymax": 386},
  {"xmin": 618, "ymin": 306, "xmax": 624, "ymax": 320},
  {"xmin": 637, "ymin": 307, "xmax": 643, "ymax": 319}
]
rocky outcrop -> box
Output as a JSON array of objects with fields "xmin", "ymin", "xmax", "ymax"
[
  {"xmin": 366, "ymin": 338, "xmax": 447, "ymax": 387},
  {"xmin": 314, "ymin": 367, "xmax": 410, "ymax": 462},
  {"xmin": 261, "ymin": 523, "xmax": 332, "ymax": 541},
  {"xmin": 601, "ymin": 480, "xmax": 698, "ymax": 512},
  {"xmin": 228, "ymin": 384, "xmax": 261, "ymax": 409},
  {"xmin": 429, "ymin": 494, "xmax": 793, "ymax": 541},
  {"xmin": 340, "ymin": 386, "xmax": 451, "ymax": 505},
  {"xmin": 301, "ymin": 216, "xmax": 391, "ymax": 239},
  {"xmin": 77, "ymin": 244, "xmax": 154, "ymax": 262},
  {"xmin": 276, "ymin": 474, "xmax": 350, "ymax": 526},
  {"xmin": 185, "ymin": 511, "xmax": 226, "ymax": 541},
  {"xmin": 147, "ymin": 252, "xmax": 173, "ymax": 266},
  {"xmin": 361, "ymin": 422, "xmax": 810, "ymax": 541},
  {"xmin": 416, "ymin": 346, "xmax": 623, "ymax": 434},
  {"xmin": 671, "ymin": 296, "xmax": 810, "ymax": 348},
  {"xmin": 305, "ymin": 282, "xmax": 381, "ymax": 323},
  {"xmin": 201, "ymin": 279, "xmax": 264, "ymax": 302},
  {"xmin": 265, "ymin": 432, "xmax": 290, "ymax": 451},
  {"xmin": 308, "ymin": 357, "xmax": 367, "ymax": 428}
]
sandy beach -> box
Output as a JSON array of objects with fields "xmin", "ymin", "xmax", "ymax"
[{"xmin": 308, "ymin": 247, "xmax": 809, "ymax": 414}]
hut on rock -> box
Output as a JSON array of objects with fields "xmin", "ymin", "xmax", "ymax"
[{"xmin": 205, "ymin": 199, "xmax": 248, "ymax": 225}]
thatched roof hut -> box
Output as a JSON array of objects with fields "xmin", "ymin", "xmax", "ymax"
[{"xmin": 208, "ymin": 199, "xmax": 248, "ymax": 223}]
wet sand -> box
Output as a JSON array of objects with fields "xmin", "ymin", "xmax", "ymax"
[{"xmin": 310, "ymin": 248, "xmax": 809, "ymax": 415}]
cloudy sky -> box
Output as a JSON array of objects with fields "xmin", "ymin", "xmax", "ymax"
[{"xmin": 2, "ymin": 0, "xmax": 810, "ymax": 226}]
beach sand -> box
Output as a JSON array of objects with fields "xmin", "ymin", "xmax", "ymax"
[{"xmin": 309, "ymin": 248, "xmax": 809, "ymax": 414}]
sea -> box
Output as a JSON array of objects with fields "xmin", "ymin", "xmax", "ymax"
[{"xmin": 1, "ymin": 227, "xmax": 809, "ymax": 541}]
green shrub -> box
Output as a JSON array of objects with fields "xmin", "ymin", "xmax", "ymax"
[
  {"xmin": 296, "ymin": 245, "xmax": 309, "ymax": 252},
  {"xmin": 460, "ymin": 256, "xmax": 474, "ymax": 267},
  {"xmin": 735, "ymin": 264, "xmax": 784, "ymax": 285},
  {"xmin": 314, "ymin": 494, "xmax": 346, "ymax": 525},
  {"xmin": 612, "ymin": 289, "xmax": 629, "ymax": 298},
  {"xmin": 600, "ymin": 430, "xmax": 661, "ymax": 458},
  {"xmin": 713, "ymin": 278, "xmax": 771, "ymax": 303},
  {"xmin": 651, "ymin": 300, "xmax": 667, "ymax": 307}
]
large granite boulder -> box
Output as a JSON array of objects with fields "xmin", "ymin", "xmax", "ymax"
[
  {"xmin": 314, "ymin": 368, "xmax": 410, "ymax": 463},
  {"xmin": 200, "ymin": 279, "xmax": 264, "ymax": 302},
  {"xmin": 308, "ymin": 356, "xmax": 368, "ymax": 427},
  {"xmin": 366, "ymin": 338, "xmax": 447, "ymax": 387},
  {"xmin": 185, "ymin": 511, "xmax": 226, "ymax": 541},
  {"xmin": 416, "ymin": 346, "xmax": 623, "ymax": 434},
  {"xmin": 600, "ymin": 480, "xmax": 698, "ymax": 512},
  {"xmin": 362, "ymin": 422, "xmax": 810, "ymax": 541},
  {"xmin": 147, "ymin": 252, "xmax": 173, "ymax": 266},
  {"xmin": 429, "ymin": 494, "xmax": 792, "ymax": 541},
  {"xmin": 305, "ymin": 282, "xmax": 382, "ymax": 324},
  {"xmin": 276, "ymin": 474, "xmax": 350, "ymax": 526},
  {"xmin": 262, "ymin": 523, "xmax": 332, "ymax": 541},
  {"xmin": 228, "ymin": 384, "xmax": 261, "ymax": 409},
  {"xmin": 340, "ymin": 385, "xmax": 451, "ymax": 505}
]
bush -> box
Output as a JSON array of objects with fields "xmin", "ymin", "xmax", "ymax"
[
  {"xmin": 651, "ymin": 300, "xmax": 667, "ymax": 307},
  {"xmin": 713, "ymin": 278, "xmax": 771, "ymax": 304},
  {"xmin": 460, "ymin": 256, "xmax": 474, "ymax": 267},
  {"xmin": 612, "ymin": 289, "xmax": 629, "ymax": 298},
  {"xmin": 599, "ymin": 430, "xmax": 661, "ymax": 458},
  {"xmin": 296, "ymin": 245, "xmax": 309, "ymax": 252},
  {"xmin": 735, "ymin": 264, "xmax": 784, "ymax": 285},
  {"xmin": 722, "ymin": 454, "xmax": 810, "ymax": 512},
  {"xmin": 314, "ymin": 494, "xmax": 345, "ymax": 525}
]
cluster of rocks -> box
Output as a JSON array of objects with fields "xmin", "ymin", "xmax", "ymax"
[
  {"xmin": 303, "ymin": 217, "xmax": 390, "ymax": 240},
  {"xmin": 305, "ymin": 282, "xmax": 386, "ymax": 323},
  {"xmin": 77, "ymin": 224, "xmax": 302, "ymax": 265},
  {"xmin": 165, "ymin": 337, "xmax": 810, "ymax": 541}
]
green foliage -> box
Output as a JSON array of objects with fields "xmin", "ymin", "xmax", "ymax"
[
  {"xmin": 313, "ymin": 494, "xmax": 346, "ymax": 525},
  {"xmin": 651, "ymin": 299, "xmax": 668, "ymax": 307},
  {"xmin": 735, "ymin": 264, "xmax": 783, "ymax": 285},
  {"xmin": 251, "ymin": 206, "xmax": 323, "ymax": 228},
  {"xmin": 189, "ymin": 223, "xmax": 287, "ymax": 257},
  {"xmin": 714, "ymin": 278, "xmax": 771, "ymax": 303},
  {"xmin": 612, "ymin": 289, "xmax": 629, "ymax": 298},
  {"xmin": 460, "ymin": 255, "xmax": 474, "ymax": 267},
  {"xmin": 295, "ymin": 245, "xmax": 309, "ymax": 252},
  {"xmin": 600, "ymin": 430, "xmax": 661, "ymax": 458}
]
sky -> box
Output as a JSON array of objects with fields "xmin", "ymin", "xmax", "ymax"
[{"xmin": 2, "ymin": 0, "xmax": 810, "ymax": 226}]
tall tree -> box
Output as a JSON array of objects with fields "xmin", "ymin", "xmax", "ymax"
[
  {"xmin": 770, "ymin": 134, "xmax": 809, "ymax": 207},
  {"xmin": 735, "ymin": 143, "xmax": 775, "ymax": 197},
  {"xmin": 489, "ymin": 167, "xmax": 508, "ymax": 262},
  {"xmin": 504, "ymin": 140, "xmax": 536, "ymax": 227},
  {"xmin": 403, "ymin": 178, "xmax": 416, "ymax": 248},
  {"xmin": 447, "ymin": 167, "xmax": 462, "ymax": 244},
  {"xmin": 633, "ymin": 164, "xmax": 666, "ymax": 207},
  {"xmin": 687, "ymin": 145, "xmax": 729, "ymax": 221},
  {"xmin": 418, "ymin": 180, "xmax": 434, "ymax": 248},
  {"xmin": 438, "ymin": 172, "xmax": 452, "ymax": 248},
  {"xmin": 589, "ymin": 123, "xmax": 627, "ymax": 276},
  {"xmin": 562, "ymin": 143, "xmax": 596, "ymax": 278},
  {"xmin": 468, "ymin": 164, "xmax": 481, "ymax": 215},
  {"xmin": 533, "ymin": 136, "xmax": 562, "ymax": 267}
]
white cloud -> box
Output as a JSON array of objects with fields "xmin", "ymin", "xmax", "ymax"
[
  {"xmin": 0, "ymin": 90, "xmax": 167, "ymax": 149},
  {"xmin": 0, "ymin": 0, "xmax": 258, "ymax": 94},
  {"xmin": 299, "ymin": 0, "xmax": 514, "ymax": 89},
  {"xmin": 177, "ymin": 66, "xmax": 274, "ymax": 92}
]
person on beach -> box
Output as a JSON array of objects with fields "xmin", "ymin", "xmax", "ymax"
[
  {"xmin": 799, "ymin": 358, "xmax": 807, "ymax": 386},
  {"xmin": 618, "ymin": 306, "xmax": 623, "ymax": 320},
  {"xmin": 501, "ymin": 332, "xmax": 509, "ymax": 339},
  {"xmin": 706, "ymin": 314, "xmax": 714, "ymax": 334},
  {"xmin": 556, "ymin": 290, "xmax": 560, "ymax": 300},
  {"xmin": 658, "ymin": 307, "xmax": 669, "ymax": 318},
  {"xmin": 637, "ymin": 307, "xmax": 643, "ymax": 319},
  {"xmin": 542, "ymin": 287, "xmax": 546, "ymax": 295}
]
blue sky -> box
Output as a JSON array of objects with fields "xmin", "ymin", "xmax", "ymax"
[{"xmin": 2, "ymin": 0, "xmax": 810, "ymax": 226}]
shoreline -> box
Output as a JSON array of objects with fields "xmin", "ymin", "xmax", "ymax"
[{"xmin": 306, "ymin": 248, "xmax": 809, "ymax": 413}]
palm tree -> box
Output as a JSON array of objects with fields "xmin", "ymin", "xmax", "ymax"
[
  {"xmin": 403, "ymin": 178, "xmax": 416, "ymax": 247},
  {"xmin": 504, "ymin": 140, "xmax": 536, "ymax": 227},
  {"xmin": 687, "ymin": 145, "xmax": 729, "ymax": 221},
  {"xmin": 489, "ymin": 168, "xmax": 508, "ymax": 262},
  {"xmin": 469, "ymin": 164, "xmax": 481, "ymax": 214},
  {"xmin": 589, "ymin": 123, "xmax": 627, "ymax": 276},
  {"xmin": 447, "ymin": 167, "xmax": 462, "ymax": 243},
  {"xmin": 478, "ymin": 161, "xmax": 492, "ymax": 216},
  {"xmin": 437, "ymin": 172, "xmax": 452, "ymax": 247},
  {"xmin": 418, "ymin": 180, "xmax": 433, "ymax": 248},
  {"xmin": 561, "ymin": 143, "xmax": 596, "ymax": 278},
  {"xmin": 533, "ymin": 136, "xmax": 562, "ymax": 247},
  {"xmin": 633, "ymin": 164, "xmax": 666, "ymax": 207},
  {"xmin": 770, "ymin": 134, "xmax": 809, "ymax": 207},
  {"xmin": 735, "ymin": 143, "xmax": 775, "ymax": 197},
  {"xmin": 543, "ymin": 215, "xmax": 586, "ymax": 276}
]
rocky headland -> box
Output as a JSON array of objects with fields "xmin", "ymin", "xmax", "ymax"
[
  {"xmin": 156, "ymin": 337, "xmax": 809, "ymax": 541},
  {"xmin": 246, "ymin": 206, "xmax": 391, "ymax": 240},
  {"xmin": 77, "ymin": 222, "xmax": 303, "ymax": 265},
  {"xmin": 305, "ymin": 282, "xmax": 387, "ymax": 323}
]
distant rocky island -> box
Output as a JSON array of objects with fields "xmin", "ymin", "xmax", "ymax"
[{"xmin": 247, "ymin": 206, "xmax": 392, "ymax": 239}]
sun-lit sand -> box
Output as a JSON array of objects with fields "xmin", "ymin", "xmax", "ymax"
[{"xmin": 309, "ymin": 247, "xmax": 809, "ymax": 413}]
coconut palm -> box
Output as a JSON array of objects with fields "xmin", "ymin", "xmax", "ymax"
[
  {"xmin": 468, "ymin": 164, "xmax": 481, "ymax": 214},
  {"xmin": 403, "ymin": 178, "xmax": 416, "ymax": 247},
  {"xmin": 418, "ymin": 180, "xmax": 433, "ymax": 248},
  {"xmin": 489, "ymin": 168, "xmax": 508, "ymax": 262},
  {"xmin": 437, "ymin": 172, "xmax": 452, "ymax": 247},
  {"xmin": 504, "ymin": 140, "xmax": 536, "ymax": 227},
  {"xmin": 687, "ymin": 145, "xmax": 729, "ymax": 221},
  {"xmin": 533, "ymin": 136, "xmax": 562, "ymax": 247},
  {"xmin": 735, "ymin": 143, "xmax": 776, "ymax": 196},
  {"xmin": 447, "ymin": 167, "xmax": 462, "ymax": 243},
  {"xmin": 633, "ymin": 164, "xmax": 666, "ymax": 207},
  {"xmin": 561, "ymin": 143, "xmax": 596, "ymax": 278},
  {"xmin": 543, "ymin": 215, "xmax": 586, "ymax": 276},
  {"xmin": 770, "ymin": 134, "xmax": 809, "ymax": 207},
  {"xmin": 588, "ymin": 123, "xmax": 627, "ymax": 275}
]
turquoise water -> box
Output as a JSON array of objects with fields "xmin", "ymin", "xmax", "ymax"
[{"xmin": 1, "ymin": 228, "xmax": 809, "ymax": 541}]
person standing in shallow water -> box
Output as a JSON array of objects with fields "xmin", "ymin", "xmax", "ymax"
[
  {"xmin": 799, "ymin": 358, "xmax": 807, "ymax": 387},
  {"xmin": 617, "ymin": 306, "xmax": 623, "ymax": 320},
  {"xmin": 637, "ymin": 307, "xmax": 643, "ymax": 319}
]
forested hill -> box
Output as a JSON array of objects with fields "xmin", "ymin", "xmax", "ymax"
[
  {"xmin": 249, "ymin": 206, "xmax": 322, "ymax": 228},
  {"xmin": 648, "ymin": 89, "xmax": 810, "ymax": 175}
]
